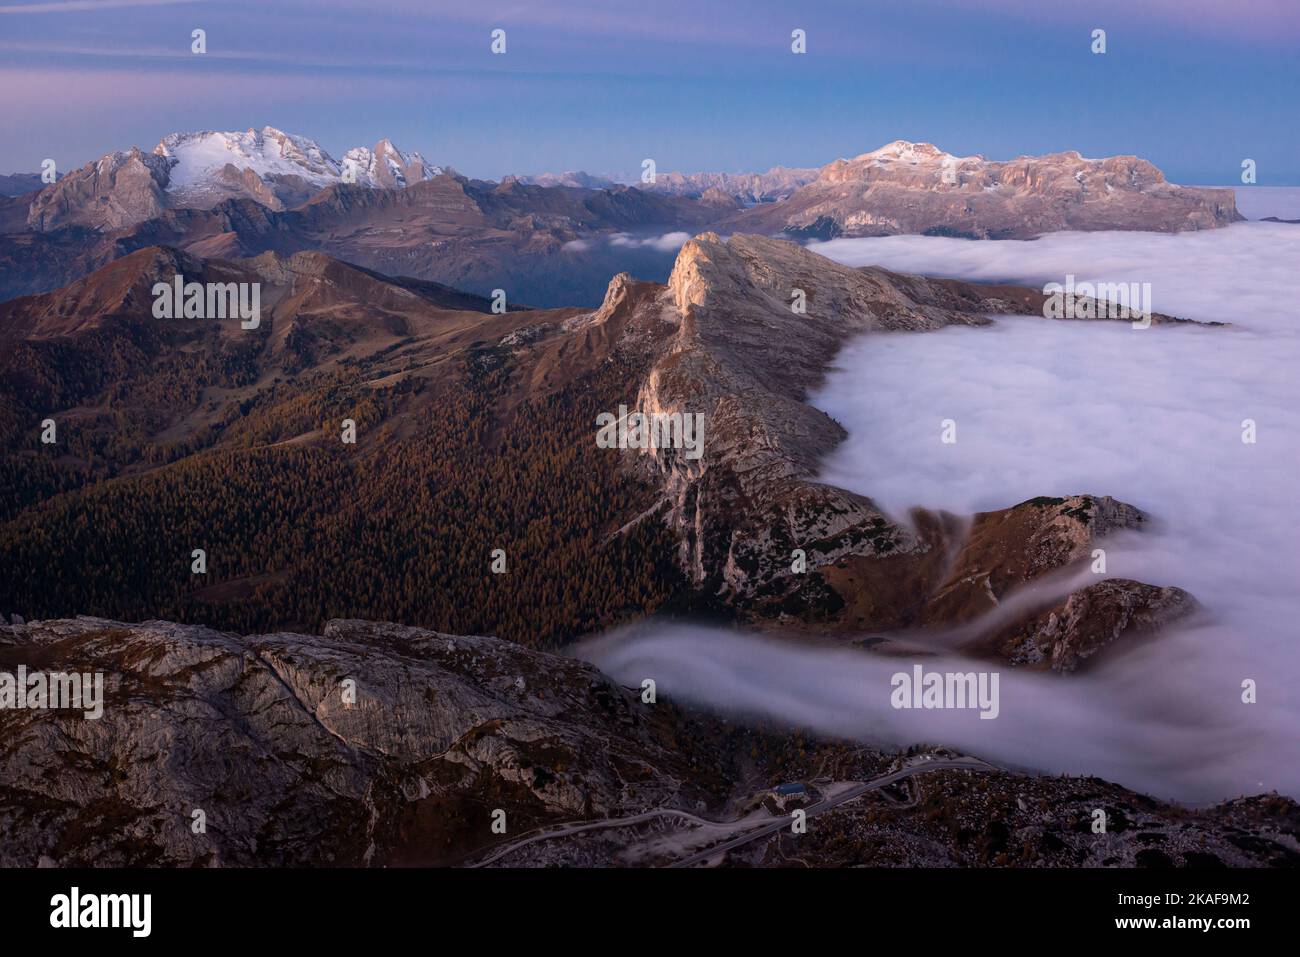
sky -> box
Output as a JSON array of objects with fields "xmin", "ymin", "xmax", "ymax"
[{"xmin": 1, "ymin": 0, "xmax": 1297, "ymax": 183}]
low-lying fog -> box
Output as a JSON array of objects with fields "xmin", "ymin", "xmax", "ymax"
[{"xmin": 579, "ymin": 223, "xmax": 1300, "ymax": 804}]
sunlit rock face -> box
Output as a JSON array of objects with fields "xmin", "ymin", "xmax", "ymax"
[{"xmin": 723, "ymin": 141, "xmax": 1241, "ymax": 240}]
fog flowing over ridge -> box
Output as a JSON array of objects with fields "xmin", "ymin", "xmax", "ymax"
[
  {"xmin": 579, "ymin": 621, "xmax": 1267, "ymax": 804},
  {"xmin": 583, "ymin": 223, "xmax": 1300, "ymax": 804}
]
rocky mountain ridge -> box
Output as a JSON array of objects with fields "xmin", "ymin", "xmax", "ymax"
[
  {"xmin": 586, "ymin": 233, "xmax": 1202, "ymax": 667},
  {"xmin": 518, "ymin": 166, "xmax": 819, "ymax": 202},
  {"xmin": 4, "ymin": 134, "xmax": 1242, "ymax": 309},
  {"xmin": 3, "ymin": 165, "xmax": 714, "ymax": 307}
]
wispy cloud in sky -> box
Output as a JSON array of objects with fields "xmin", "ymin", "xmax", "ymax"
[
  {"xmin": 0, "ymin": 0, "xmax": 1295, "ymax": 182},
  {"xmin": 0, "ymin": 0, "xmax": 201, "ymax": 13}
]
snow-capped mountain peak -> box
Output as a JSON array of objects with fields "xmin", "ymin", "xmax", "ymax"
[
  {"xmin": 154, "ymin": 126, "xmax": 342, "ymax": 191},
  {"xmin": 852, "ymin": 140, "xmax": 975, "ymax": 167},
  {"xmin": 341, "ymin": 139, "xmax": 443, "ymax": 188},
  {"xmin": 148, "ymin": 126, "xmax": 441, "ymax": 208}
]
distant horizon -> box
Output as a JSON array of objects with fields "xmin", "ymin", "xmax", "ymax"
[
  {"xmin": 1, "ymin": 0, "xmax": 1298, "ymax": 185},
  {"xmin": 3, "ymin": 126, "xmax": 1296, "ymax": 190}
]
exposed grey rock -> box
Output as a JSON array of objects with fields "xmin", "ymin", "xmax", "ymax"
[
  {"xmin": 28, "ymin": 148, "xmax": 173, "ymax": 232},
  {"xmin": 994, "ymin": 579, "xmax": 1200, "ymax": 672},
  {"xmin": 0, "ymin": 616, "xmax": 696, "ymax": 866}
]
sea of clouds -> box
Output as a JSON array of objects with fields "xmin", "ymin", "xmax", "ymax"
[
  {"xmin": 563, "ymin": 231, "xmax": 691, "ymax": 254},
  {"xmin": 580, "ymin": 222, "xmax": 1300, "ymax": 804}
]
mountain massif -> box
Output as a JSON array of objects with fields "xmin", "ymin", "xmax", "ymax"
[
  {"xmin": 0, "ymin": 133, "xmax": 1242, "ymax": 308},
  {"xmin": 27, "ymin": 127, "xmax": 442, "ymax": 231},
  {"xmin": 722, "ymin": 140, "xmax": 1241, "ymax": 239}
]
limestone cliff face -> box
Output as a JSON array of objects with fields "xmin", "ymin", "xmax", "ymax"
[
  {"xmin": 624, "ymin": 233, "xmax": 1035, "ymax": 595},
  {"xmin": 724, "ymin": 141, "xmax": 1241, "ymax": 239},
  {"xmin": 601, "ymin": 234, "xmax": 1198, "ymax": 665},
  {"xmin": 0, "ymin": 617, "xmax": 698, "ymax": 867},
  {"xmin": 27, "ymin": 148, "xmax": 173, "ymax": 232}
]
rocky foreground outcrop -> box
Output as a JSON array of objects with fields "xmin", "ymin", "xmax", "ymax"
[
  {"xmin": 584, "ymin": 233, "xmax": 1198, "ymax": 669},
  {"xmin": 0, "ymin": 617, "xmax": 706, "ymax": 867},
  {"xmin": 1, "ymin": 617, "xmax": 1295, "ymax": 868},
  {"xmin": 725, "ymin": 140, "xmax": 1241, "ymax": 239}
]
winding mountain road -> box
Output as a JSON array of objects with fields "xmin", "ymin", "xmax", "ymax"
[
  {"xmin": 669, "ymin": 756, "xmax": 994, "ymax": 868},
  {"xmin": 470, "ymin": 754, "xmax": 996, "ymax": 868}
]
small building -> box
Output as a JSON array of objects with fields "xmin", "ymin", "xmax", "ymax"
[{"xmin": 769, "ymin": 782, "xmax": 809, "ymax": 811}]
